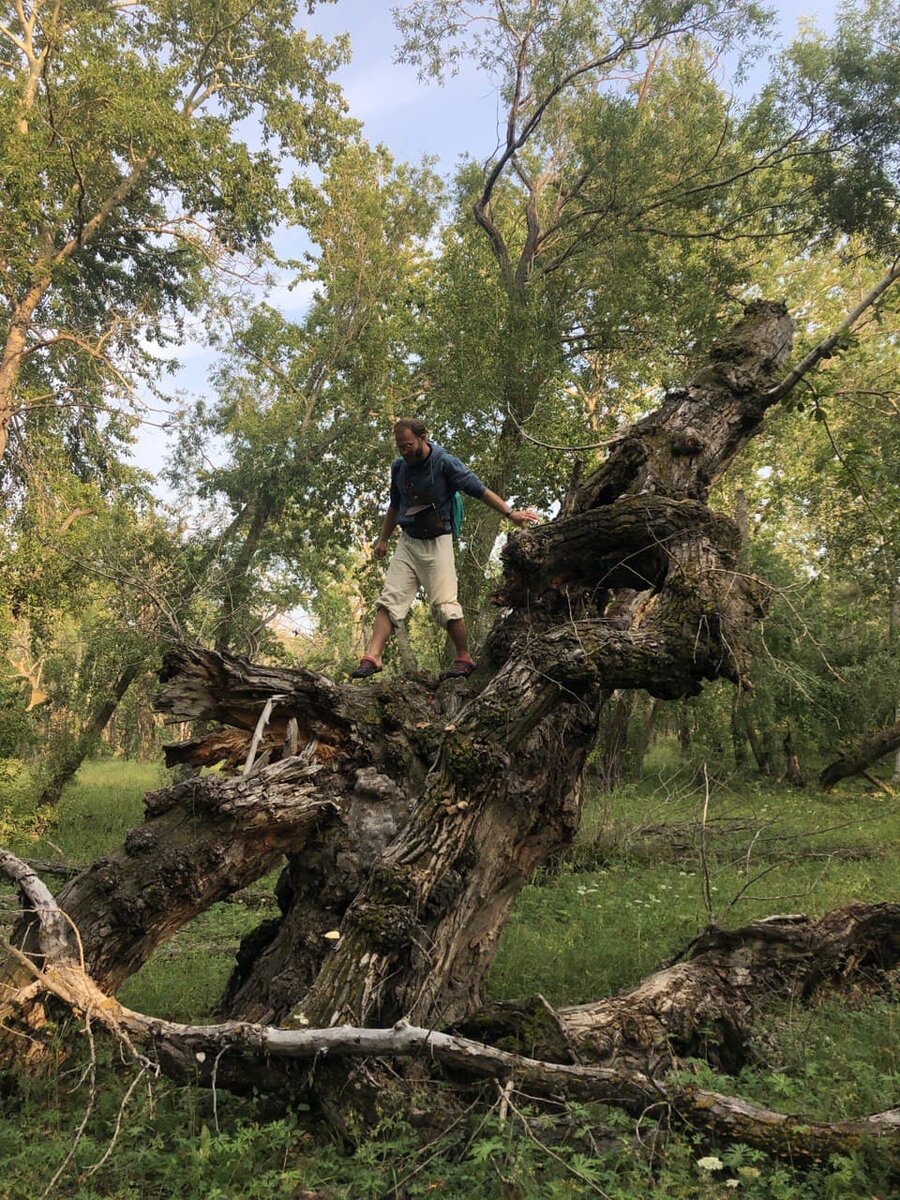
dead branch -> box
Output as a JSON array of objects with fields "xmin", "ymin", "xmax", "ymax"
[
  {"xmin": 2, "ymin": 949, "xmax": 896, "ymax": 1165},
  {"xmin": 2, "ymin": 759, "xmax": 336, "ymax": 996}
]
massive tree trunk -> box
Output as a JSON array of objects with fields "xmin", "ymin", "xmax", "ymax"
[
  {"xmin": 31, "ymin": 301, "xmax": 796, "ymax": 1029},
  {"xmin": 9, "ymin": 302, "xmax": 897, "ymax": 1158}
]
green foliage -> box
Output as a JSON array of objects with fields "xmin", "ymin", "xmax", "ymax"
[
  {"xmin": 765, "ymin": 0, "xmax": 900, "ymax": 252},
  {"xmin": 0, "ymin": 759, "xmax": 45, "ymax": 843},
  {"xmin": 493, "ymin": 764, "xmax": 899, "ymax": 1003},
  {"xmin": 166, "ymin": 140, "xmax": 442, "ymax": 649},
  {"xmin": 18, "ymin": 759, "xmax": 161, "ymax": 860},
  {"xmin": 0, "ymin": 0, "xmax": 351, "ymax": 479}
]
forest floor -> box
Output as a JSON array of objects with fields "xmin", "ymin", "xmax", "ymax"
[{"xmin": 1, "ymin": 752, "xmax": 897, "ymax": 1199}]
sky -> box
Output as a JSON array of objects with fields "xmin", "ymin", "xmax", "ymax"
[{"xmin": 133, "ymin": 0, "xmax": 842, "ymax": 486}]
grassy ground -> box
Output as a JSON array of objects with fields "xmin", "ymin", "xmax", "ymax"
[{"xmin": 1, "ymin": 754, "xmax": 897, "ymax": 1198}]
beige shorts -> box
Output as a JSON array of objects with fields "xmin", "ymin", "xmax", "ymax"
[{"xmin": 376, "ymin": 531, "xmax": 463, "ymax": 628}]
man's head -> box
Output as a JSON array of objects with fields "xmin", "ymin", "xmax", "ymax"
[{"xmin": 394, "ymin": 418, "xmax": 429, "ymax": 464}]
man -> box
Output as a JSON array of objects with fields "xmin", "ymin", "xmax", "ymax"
[{"xmin": 351, "ymin": 418, "xmax": 539, "ymax": 679}]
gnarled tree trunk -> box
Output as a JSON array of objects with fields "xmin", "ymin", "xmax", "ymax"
[
  {"xmin": 21, "ymin": 303, "xmax": 798, "ymax": 1029},
  {"xmin": 9, "ymin": 302, "xmax": 898, "ymax": 1161}
]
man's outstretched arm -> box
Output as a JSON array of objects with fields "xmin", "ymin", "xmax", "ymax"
[{"xmin": 480, "ymin": 488, "xmax": 540, "ymax": 529}]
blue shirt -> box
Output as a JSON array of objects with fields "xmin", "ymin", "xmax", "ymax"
[{"xmin": 389, "ymin": 442, "xmax": 486, "ymax": 538}]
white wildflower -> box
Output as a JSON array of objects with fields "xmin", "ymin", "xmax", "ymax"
[{"xmin": 697, "ymin": 1155, "xmax": 724, "ymax": 1172}]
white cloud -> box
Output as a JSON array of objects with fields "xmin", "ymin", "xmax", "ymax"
[{"xmin": 264, "ymin": 277, "xmax": 320, "ymax": 317}]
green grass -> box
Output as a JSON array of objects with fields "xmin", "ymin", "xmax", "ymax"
[
  {"xmin": 11, "ymin": 759, "xmax": 165, "ymax": 862},
  {"xmin": 490, "ymin": 765, "xmax": 898, "ymax": 1006},
  {"xmin": 1, "ymin": 753, "xmax": 897, "ymax": 1198}
]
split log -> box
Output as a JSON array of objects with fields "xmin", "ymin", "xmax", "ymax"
[
  {"xmin": 2, "ymin": 758, "xmax": 335, "ymax": 997},
  {"xmin": 820, "ymin": 719, "xmax": 900, "ymax": 791}
]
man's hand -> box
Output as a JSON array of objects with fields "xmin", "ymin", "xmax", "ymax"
[
  {"xmin": 508, "ymin": 509, "xmax": 540, "ymax": 528},
  {"xmin": 374, "ymin": 539, "xmax": 389, "ymax": 559}
]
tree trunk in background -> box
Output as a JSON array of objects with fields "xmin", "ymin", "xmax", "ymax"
[
  {"xmin": 631, "ymin": 697, "xmax": 657, "ymax": 780},
  {"xmin": 455, "ymin": 408, "xmax": 523, "ymax": 654},
  {"xmin": 820, "ymin": 718, "xmax": 900, "ymax": 791},
  {"xmin": 593, "ymin": 692, "xmax": 635, "ymax": 789},
  {"xmin": 731, "ymin": 698, "xmax": 749, "ymax": 769},
  {"xmin": 891, "ymin": 591, "xmax": 900, "ymax": 783},
  {"xmin": 214, "ymin": 496, "xmax": 273, "ymax": 653},
  {"xmin": 782, "ymin": 723, "xmax": 806, "ymax": 788},
  {"xmin": 678, "ymin": 705, "xmax": 693, "ymax": 758},
  {"xmin": 394, "ymin": 618, "xmax": 420, "ymax": 675},
  {"xmin": 743, "ymin": 714, "xmax": 775, "ymax": 776},
  {"xmin": 36, "ymin": 660, "xmax": 142, "ymax": 806}
]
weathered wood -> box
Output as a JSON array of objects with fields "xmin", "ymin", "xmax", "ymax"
[
  {"xmin": 168, "ymin": 302, "xmax": 795, "ymax": 1029},
  {"xmin": 496, "ymin": 495, "xmax": 740, "ymax": 606},
  {"xmin": 4, "ymin": 858, "xmax": 896, "ymax": 1162},
  {"xmin": 463, "ymin": 904, "xmax": 900, "ymax": 1073},
  {"xmin": 13, "ymin": 302, "xmax": 806, "ymax": 1033},
  {"xmin": 0, "ymin": 850, "xmax": 76, "ymax": 967},
  {"xmin": 3, "ymin": 952, "xmax": 896, "ymax": 1164}
]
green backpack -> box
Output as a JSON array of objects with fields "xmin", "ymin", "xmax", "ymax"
[{"xmin": 450, "ymin": 491, "xmax": 464, "ymax": 539}]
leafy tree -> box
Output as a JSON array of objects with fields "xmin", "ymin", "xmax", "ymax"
[
  {"xmin": 0, "ymin": 0, "xmax": 349, "ymax": 473},
  {"xmin": 168, "ymin": 140, "xmax": 442, "ymax": 652},
  {"xmin": 392, "ymin": 0, "xmax": 899, "ymax": 642}
]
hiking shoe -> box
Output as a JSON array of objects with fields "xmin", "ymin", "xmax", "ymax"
[
  {"xmin": 350, "ymin": 657, "xmax": 383, "ymax": 679},
  {"xmin": 439, "ymin": 657, "xmax": 476, "ymax": 681}
]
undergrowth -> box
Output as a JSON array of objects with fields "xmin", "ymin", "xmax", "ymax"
[{"xmin": 1, "ymin": 753, "xmax": 897, "ymax": 1198}]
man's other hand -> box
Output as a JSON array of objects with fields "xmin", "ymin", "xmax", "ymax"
[
  {"xmin": 374, "ymin": 539, "xmax": 389, "ymax": 559},
  {"xmin": 509, "ymin": 509, "xmax": 540, "ymax": 528}
]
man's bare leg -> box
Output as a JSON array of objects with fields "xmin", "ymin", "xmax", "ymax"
[
  {"xmin": 446, "ymin": 618, "xmax": 473, "ymax": 665},
  {"xmin": 362, "ymin": 607, "xmax": 394, "ymax": 668}
]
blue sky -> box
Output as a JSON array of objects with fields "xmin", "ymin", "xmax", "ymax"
[{"xmin": 134, "ymin": 0, "xmax": 841, "ymax": 484}]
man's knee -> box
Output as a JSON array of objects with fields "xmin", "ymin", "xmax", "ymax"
[
  {"xmin": 431, "ymin": 599, "xmax": 464, "ymax": 628},
  {"xmin": 375, "ymin": 600, "xmax": 405, "ymax": 628}
]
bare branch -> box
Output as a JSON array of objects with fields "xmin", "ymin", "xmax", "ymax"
[{"xmin": 767, "ymin": 259, "xmax": 900, "ymax": 403}]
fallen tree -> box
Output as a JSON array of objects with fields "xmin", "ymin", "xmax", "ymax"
[
  {"xmin": 3, "ymin": 292, "xmax": 899, "ymax": 1163},
  {"xmin": 820, "ymin": 718, "xmax": 900, "ymax": 792}
]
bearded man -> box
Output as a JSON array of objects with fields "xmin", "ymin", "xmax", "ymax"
[{"xmin": 351, "ymin": 418, "xmax": 539, "ymax": 679}]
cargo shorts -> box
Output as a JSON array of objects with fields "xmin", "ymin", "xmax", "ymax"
[{"xmin": 376, "ymin": 531, "xmax": 464, "ymax": 629}]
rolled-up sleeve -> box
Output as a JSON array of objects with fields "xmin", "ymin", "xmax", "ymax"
[{"xmin": 443, "ymin": 453, "xmax": 486, "ymax": 498}]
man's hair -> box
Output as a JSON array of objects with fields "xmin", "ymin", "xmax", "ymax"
[{"xmin": 394, "ymin": 418, "xmax": 426, "ymax": 438}]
